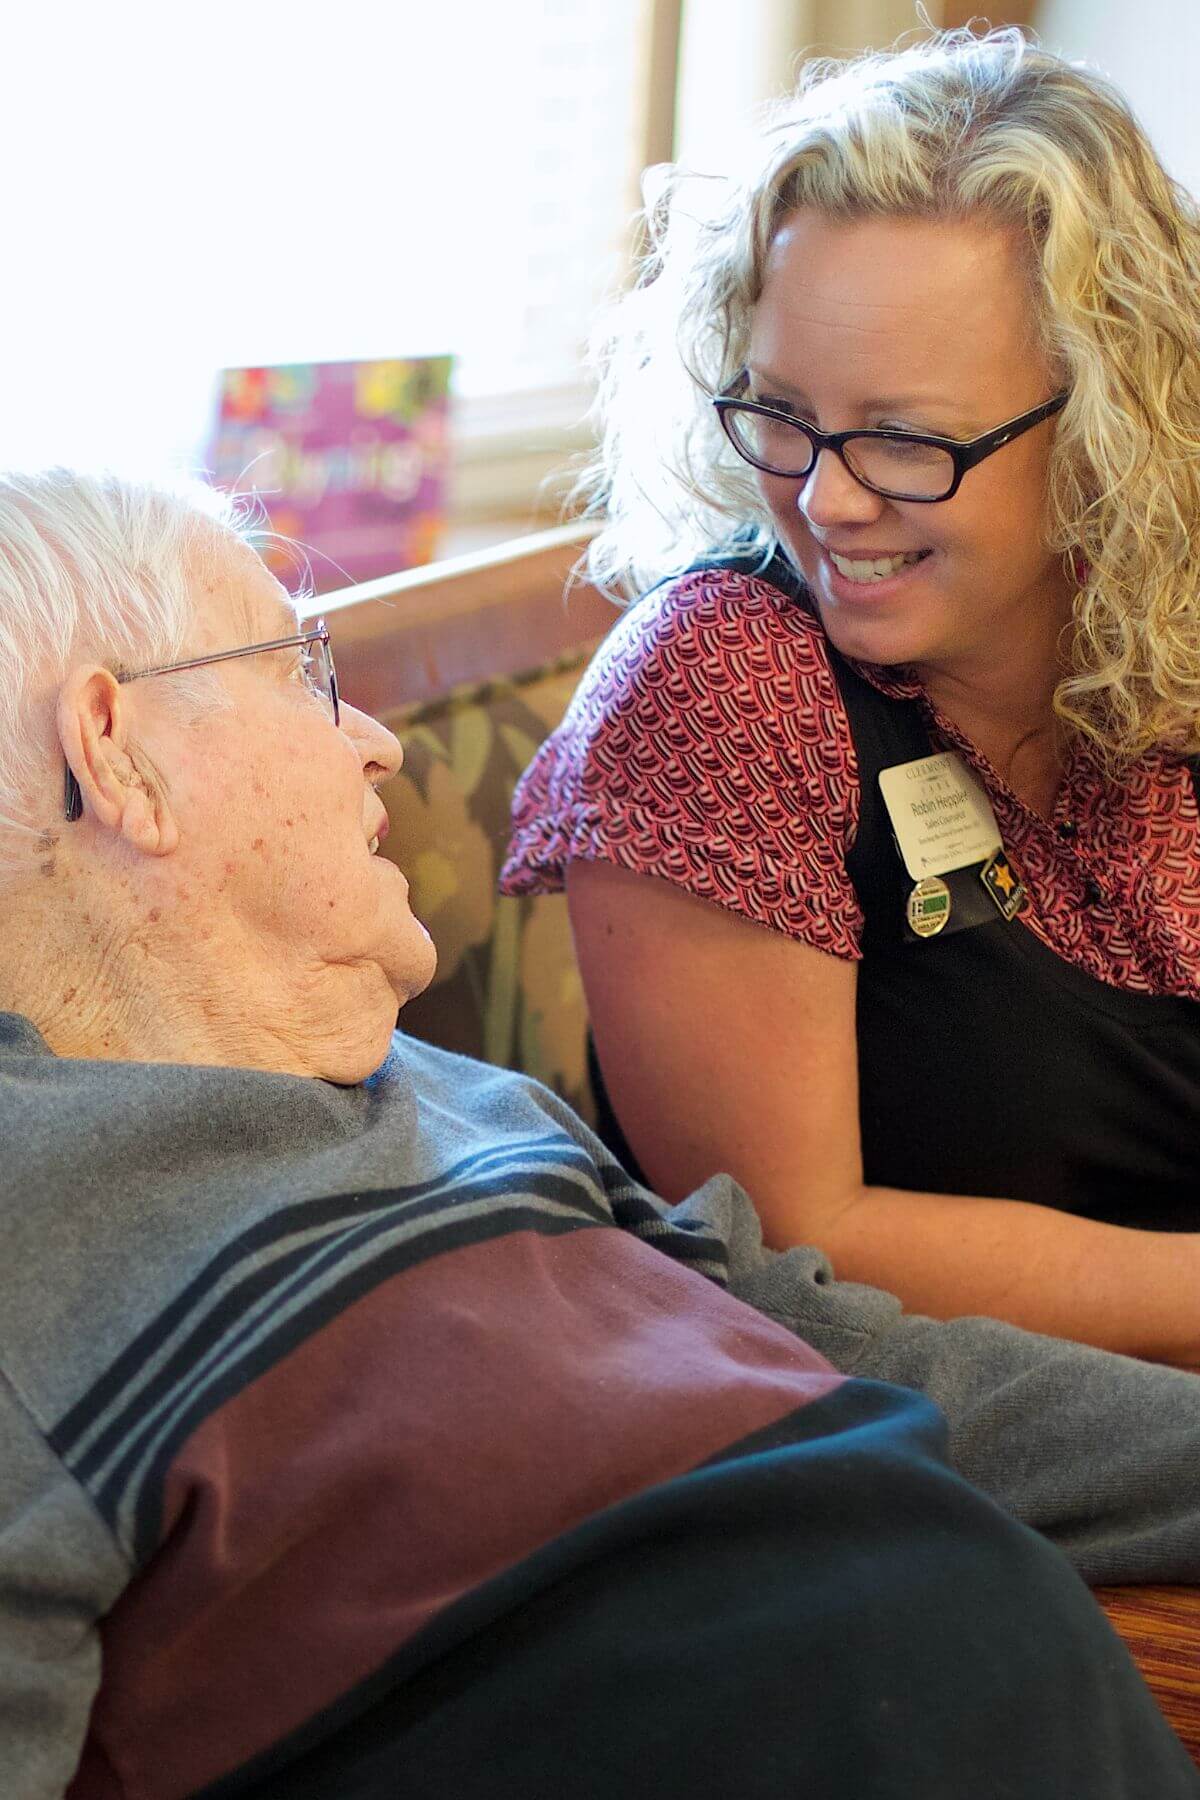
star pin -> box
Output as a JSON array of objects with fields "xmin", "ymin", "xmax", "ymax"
[{"xmin": 980, "ymin": 849, "xmax": 1025, "ymax": 921}]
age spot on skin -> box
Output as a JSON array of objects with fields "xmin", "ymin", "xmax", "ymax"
[
  {"xmin": 39, "ymin": 858, "xmax": 55, "ymax": 877},
  {"xmin": 148, "ymin": 909, "xmax": 161, "ymax": 923},
  {"xmin": 251, "ymin": 837, "xmax": 268, "ymax": 856},
  {"xmin": 61, "ymin": 987, "xmax": 77, "ymax": 1004}
]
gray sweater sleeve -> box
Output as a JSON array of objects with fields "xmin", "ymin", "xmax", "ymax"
[
  {"xmin": 0, "ymin": 1373, "xmax": 130, "ymax": 1799},
  {"xmin": 665, "ymin": 1175, "xmax": 1200, "ymax": 1586}
]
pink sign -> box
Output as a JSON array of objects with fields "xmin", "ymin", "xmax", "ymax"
[{"xmin": 207, "ymin": 356, "xmax": 454, "ymax": 593}]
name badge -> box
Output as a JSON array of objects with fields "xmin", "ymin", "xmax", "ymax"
[{"xmin": 878, "ymin": 752, "xmax": 1002, "ymax": 880}]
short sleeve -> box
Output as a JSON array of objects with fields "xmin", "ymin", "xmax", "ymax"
[{"xmin": 500, "ymin": 567, "xmax": 865, "ymax": 959}]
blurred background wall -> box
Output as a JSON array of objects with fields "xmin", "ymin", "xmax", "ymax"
[{"xmin": 1037, "ymin": 0, "xmax": 1200, "ymax": 195}]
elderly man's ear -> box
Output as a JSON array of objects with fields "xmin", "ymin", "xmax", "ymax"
[{"xmin": 57, "ymin": 667, "xmax": 180, "ymax": 856}]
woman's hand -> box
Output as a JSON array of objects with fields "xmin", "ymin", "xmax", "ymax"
[{"xmin": 567, "ymin": 858, "xmax": 1200, "ymax": 1365}]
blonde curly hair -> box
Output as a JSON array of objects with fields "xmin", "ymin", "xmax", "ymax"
[{"xmin": 583, "ymin": 26, "xmax": 1200, "ymax": 765}]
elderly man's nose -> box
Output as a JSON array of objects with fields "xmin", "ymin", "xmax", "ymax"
[
  {"xmin": 797, "ymin": 447, "xmax": 886, "ymax": 529},
  {"xmin": 342, "ymin": 701, "xmax": 403, "ymax": 783}
]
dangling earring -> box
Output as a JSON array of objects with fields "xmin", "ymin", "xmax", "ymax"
[{"xmin": 1070, "ymin": 550, "xmax": 1090, "ymax": 586}]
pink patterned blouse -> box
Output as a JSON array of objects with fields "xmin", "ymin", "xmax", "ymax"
[{"xmin": 500, "ymin": 565, "xmax": 1200, "ymax": 999}]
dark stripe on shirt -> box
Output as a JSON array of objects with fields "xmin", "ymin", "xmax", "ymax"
[{"xmin": 49, "ymin": 1131, "xmax": 585, "ymax": 1458}]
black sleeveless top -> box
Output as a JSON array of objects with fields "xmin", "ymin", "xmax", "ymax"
[{"xmin": 590, "ymin": 553, "xmax": 1200, "ymax": 1230}]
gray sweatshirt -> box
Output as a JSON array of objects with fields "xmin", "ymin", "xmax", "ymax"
[{"xmin": 2, "ymin": 1011, "xmax": 1199, "ymax": 1798}]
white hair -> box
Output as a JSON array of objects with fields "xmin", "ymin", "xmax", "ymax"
[{"xmin": 0, "ymin": 468, "xmax": 264, "ymax": 852}]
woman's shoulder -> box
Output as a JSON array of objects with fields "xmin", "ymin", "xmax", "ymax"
[
  {"xmin": 626, "ymin": 556, "xmax": 831, "ymax": 660},
  {"xmin": 580, "ymin": 557, "xmax": 843, "ymax": 723},
  {"xmin": 502, "ymin": 554, "xmax": 865, "ymax": 952}
]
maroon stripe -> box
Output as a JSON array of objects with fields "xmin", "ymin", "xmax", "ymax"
[{"xmin": 77, "ymin": 1226, "xmax": 843, "ymax": 1798}]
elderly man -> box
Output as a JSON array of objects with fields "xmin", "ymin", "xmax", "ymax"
[{"xmin": 2, "ymin": 470, "xmax": 1199, "ymax": 1800}]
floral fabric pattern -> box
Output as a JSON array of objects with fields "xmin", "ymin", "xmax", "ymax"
[{"xmin": 378, "ymin": 654, "xmax": 595, "ymax": 1117}]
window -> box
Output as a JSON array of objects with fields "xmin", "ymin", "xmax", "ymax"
[{"xmin": 1, "ymin": 0, "xmax": 661, "ymax": 496}]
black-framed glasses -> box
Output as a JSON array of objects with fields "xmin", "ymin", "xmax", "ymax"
[
  {"xmin": 713, "ymin": 374, "xmax": 1069, "ymax": 503},
  {"xmin": 63, "ymin": 618, "xmax": 339, "ymax": 822}
]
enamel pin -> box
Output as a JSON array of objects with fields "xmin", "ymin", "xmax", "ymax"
[
  {"xmin": 980, "ymin": 849, "xmax": 1025, "ymax": 921},
  {"xmin": 906, "ymin": 876, "xmax": 952, "ymax": 937}
]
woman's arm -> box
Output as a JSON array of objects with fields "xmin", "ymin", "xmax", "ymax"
[{"xmin": 567, "ymin": 858, "xmax": 1200, "ymax": 1365}]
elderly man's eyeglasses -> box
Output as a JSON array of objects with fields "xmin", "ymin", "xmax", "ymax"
[
  {"xmin": 63, "ymin": 619, "xmax": 339, "ymax": 822},
  {"xmin": 713, "ymin": 375, "xmax": 1069, "ymax": 503}
]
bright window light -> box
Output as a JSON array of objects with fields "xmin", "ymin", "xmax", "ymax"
[{"xmin": 1, "ymin": 0, "xmax": 647, "ymax": 475}]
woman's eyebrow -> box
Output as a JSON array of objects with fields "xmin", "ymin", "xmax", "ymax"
[
  {"xmin": 744, "ymin": 368, "xmax": 814, "ymax": 404},
  {"xmin": 752, "ymin": 369, "xmax": 978, "ymax": 417},
  {"xmin": 746, "ymin": 367, "xmax": 978, "ymax": 426}
]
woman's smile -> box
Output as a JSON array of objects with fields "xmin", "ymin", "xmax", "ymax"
[
  {"xmin": 825, "ymin": 547, "xmax": 931, "ymax": 584},
  {"xmin": 819, "ymin": 546, "xmax": 934, "ymax": 605}
]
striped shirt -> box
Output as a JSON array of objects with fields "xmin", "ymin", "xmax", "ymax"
[{"xmin": 2, "ymin": 1014, "xmax": 1196, "ymax": 1799}]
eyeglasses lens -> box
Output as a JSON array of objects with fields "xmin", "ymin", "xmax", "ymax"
[
  {"xmin": 725, "ymin": 411, "xmax": 816, "ymax": 478},
  {"xmin": 314, "ymin": 633, "xmax": 340, "ymax": 727},
  {"xmin": 843, "ymin": 437, "xmax": 955, "ymax": 501},
  {"xmin": 300, "ymin": 636, "xmax": 336, "ymax": 718},
  {"xmin": 725, "ymin": 409, "xmax": 955, "ymax": 500}
]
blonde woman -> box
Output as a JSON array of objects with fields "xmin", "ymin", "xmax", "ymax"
[{"xmin": 502, "ymin": 28, "xmax": 1200, "ymax": 1364}]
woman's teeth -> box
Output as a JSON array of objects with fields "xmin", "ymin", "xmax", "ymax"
[{"xmin": 829, "ymin": 549, "xmax": 928, "ymax": 583}]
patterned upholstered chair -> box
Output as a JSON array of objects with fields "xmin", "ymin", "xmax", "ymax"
[{"xmin": 376, "ymin": 650, "xmax": 594, "ymax": 1120}]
